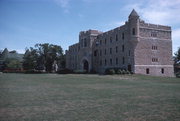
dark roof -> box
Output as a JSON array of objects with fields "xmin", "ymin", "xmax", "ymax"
[{"xmin": 129, "ymin": 9, "xmax": 139, "ymax": 18}]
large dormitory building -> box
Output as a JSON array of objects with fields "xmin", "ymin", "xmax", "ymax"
[{"xmin": 66, "ymin": 9, "xmax": 174, "ymax": 77}]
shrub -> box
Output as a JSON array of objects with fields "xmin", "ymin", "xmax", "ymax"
[
  {"xmin": 57, "ymin": 68, "xmax": 73, "ymax": 74},
  {"xmin": 24, "ymin": 69, "xmax": 45, "ymax": 74},
  {"xmin": 176, "ymin": 71, "xmax": 180, "ymax": 78},
  {"xmin": 74, "ymin": 70, "xmax": 87, "ymax": 74},
  {"xmin": 105, "ymin": 68, "xmax": 115, "ymax": 75},
  {"xmin": 116, "ymin": 69, "xmax": 122, "ymax": 74}
]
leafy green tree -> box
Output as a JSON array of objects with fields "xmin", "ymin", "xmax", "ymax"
[
  {"xmin": 23, "ymin": 47, "xmax": 38, "ymax": 70},
  {"xmin": 23, "ymin": 43, "xmax": 64, "ymax": 72},
  {"xmin": 6, "ymin": 58, "xmax": 22, "ymax": 70},
  {"xmin": 174, "ymin": 47, "xmax": 180, "ymax": 65}
]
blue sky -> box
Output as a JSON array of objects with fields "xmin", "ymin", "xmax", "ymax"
[{"xmin": 0, "ymin": 0, "xmax": 180, "ymax": 54}]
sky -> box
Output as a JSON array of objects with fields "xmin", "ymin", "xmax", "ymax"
[{"xmin": 0, "ymin": 0, "xmax": 180, "ymax": 54}]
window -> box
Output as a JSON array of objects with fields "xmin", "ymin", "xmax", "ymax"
[
  {"xmin": 110, "ymin": 37, "xmax": 112, "ymax": 43},
  {"xmin": 122, "ymin": 45, "xmax": 124, "ymax": 52},
  {"xmin": 122, "ymin": 57, "xmax": 125, "ymax": 64},
  {"xmin": 116, "ymin": 58, "xmax": 118, "ymax": 65},
  {"xmin": 122, "ymin": 33, "xmax": 124, "ymax": 40},
  {"xmin": 116, "ymin": 46, "xmax": 118, "ymax": 53},
  {"xmin": 116, "ymin": 34, "xmax": 118, "ymax": 41},
  {"xmin": 146, "ymin": 68, "xmax": 149, "ymax": 74},
  {"xmin": 152, "ymin": 46, "xmax": 158, "ymax": 50},
  {"xmin": 110, "ymin": 48, "xmax": 112, "ymax": 54},
  {"xmin": 129, "ymin": 50, "xmax": 131, "ymax": 56},
  {"xmin": 94, "ymin": 50, "xmax": 98, "ymax": 56},
  {"xmin": 105, "ymin": 59, "xmax": 107, "ymax": 66},
  {"xmin": 84, "ymin": 38, "xmax": 87, "ymax": 47},
  {"xmin": 151, "ymin": 32, "xmax": 157, "ymax": 37},
  {"xmin": 152, "ymin": 58, "xmax": 158, "ymax": 62},
  {"xmin": 100, "ymin": 60, "xmax": 102, "ymax": 66},
  {"xmin": 110, "ymin": 58, "xmax": 112, "ymax": 65},
  {"xmin": 104, "ymin": 49, "xmax": 106, "ymax": 55},
  {"xmin": 81, "ymin": 39, "xmax": 83, "ymax": 47},
  {"xmin": 105, "ymin": 38, "xmax": 107, "ymax": 44},
  {"xmin": 100, "ymin": 40, "xmax": 102, "ymax": 45},
  {"xmin": 100, "ymin": 50, "xmax": 102, "ymax": 56},
  {"xmin": 132, "ymin": 28, "xmax": 135, "ymax": 35},
  {"xmin": 161, "ymin": 68, "xmax": 164, "ymax": 74}
]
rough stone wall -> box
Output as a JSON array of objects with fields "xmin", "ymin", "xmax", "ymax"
[
  {"xmin": 66, "ymin": 10, "xmax": 174, "ymax": 77},
  {"xmin": 134, "ymin": 21, "xmax": 174, "ymax": 77}
]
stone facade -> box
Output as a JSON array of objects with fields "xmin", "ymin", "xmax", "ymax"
[{"xmin": 66, "ymin": 9, "xmax": 174, "ymax": 77}]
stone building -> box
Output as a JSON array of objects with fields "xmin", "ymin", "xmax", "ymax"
[{"xmin": 66, "ymin": 9, "xmax": 174, "ymax": 77}]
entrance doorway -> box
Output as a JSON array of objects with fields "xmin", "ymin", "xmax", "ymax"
[{"xmin": 83, "ymin": 60, "xmax": 89, "ymax": 72}]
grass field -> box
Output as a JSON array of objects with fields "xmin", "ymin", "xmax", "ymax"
[{"xmin": 0, "ymin": 73, "xmax": 180, "ymax": 121}]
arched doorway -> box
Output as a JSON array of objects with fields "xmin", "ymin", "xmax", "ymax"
[{"xmin": 83, "ymin": 60, "xmax": 89, "ymax": 72}]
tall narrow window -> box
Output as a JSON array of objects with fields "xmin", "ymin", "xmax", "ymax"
[
  {"xmin": 110, "ymin": 37, "xmax": 112, "ymax": 43},
  {"xmin": 100, "ymin": 50, "xmax": 102, "ymax": 56},
  {"xmin": 84, "ymin": 38, "xmax": 87, "ymax": 47},
  {"xmin": 129, "ymin": 50, "xmax": 131, "ymax": 56},
  {"xmin": 116, "ymin": 34, "xmax": 118, "ymax": 41},
  {"xmin": 116, "ymin": 46, "xmax": 118, "ymax": 53},
  {"xmin": 122, "ymin": 57, "xmax": 125, "ymax": 64},
  {"xmin": 132, "ymin": 28, "xmax": 135, "ymax": 35},
  {"xmin": 105, "ymin": 59, "xmax": 107, "ymax": 66},
  {"xmin": 100, "ymin": 60, "xmax": 102, "ymax": 66},
  {"xmin": 100, "ymin": 40, "xmax": 102, "ymax": 45},
  {"xmin": 110, "ymin": 48, "xmax": 112, "ymax": 54},
  {"xmin": 110, "ymin": 58, "xmax": 112, "ymax": 66},
  {"xmin": 122, "ymin": 45, "xmax": 124, "ymax": 52},
  {"xmin": 116, "ymin": 58, "xmax": 118, "ymax": 65},
  {"xmin": 104, "ymin": 49, "xmax": 106, "ymax": 55},
  {"xmin": 122, "ymin": 33, "xmax": 124, "ymax": 40},
  {"xmin": 146, "ymin": 68, "xmax": 149, "ymax": 74},
  {"xmin": 105, "ymin": 38, "xmax": 107, "ymax": 45}
]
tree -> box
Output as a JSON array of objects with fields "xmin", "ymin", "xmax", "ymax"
[
  {"xmin": 23, "ymin": 43, "xmax": 64, "ymax": 72},
  {"xmin": 174, "ymin": 47, "xmax": 180, "ymax": 65},
  {"xmin": 23, "ymin": 47, "xmax": 38, "ymax": 70},
  {"xmin": 6, "ymin": 58, "xmax": 22, "ymax": 70}
]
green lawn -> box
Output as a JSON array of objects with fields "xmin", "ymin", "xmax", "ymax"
[{"xmin": 0, "ymin": 74, "xmax": 180, "ymax": 121}]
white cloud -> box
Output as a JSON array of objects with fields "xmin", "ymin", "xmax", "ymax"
[
  {"xmin": 172, "ymin": 28, "xmax": 180, "ymax": 54},
  {"xmin": 54, "ymin": 0, "xmax": 70, "ymax": 13},
  {"xmin": 124, "ymin": 0, "xmax": 180, "ymax": 25}
]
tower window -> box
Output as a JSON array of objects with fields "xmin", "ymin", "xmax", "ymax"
[
  {"xmin": 132, "ymin": 28, "xmax": 135, "ymax": 35},
  {"xmin": 146, "ymin": 68, "xmax": 149, "ymax": 74},
  {"xmin": 84, "ymin": 38, "xmax": 87, "ymax": 47},
  {"xmin": 161, "ymin": 68, "xmax": 164, "ymax": 74}
]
